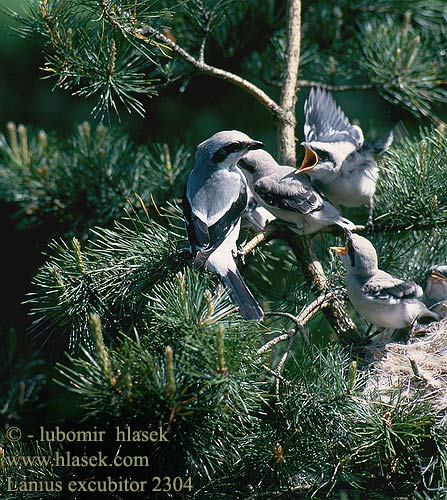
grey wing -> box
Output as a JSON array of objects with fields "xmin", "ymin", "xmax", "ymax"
[
  {"xmin": 183, "ymin": 177, "xmax": 248, "ymax": 255},
  {"xmin": 254, "ymin": 174, "xmax": 324, "ymax": 215},
  {"xmin": 304, "ymin": 87, "xmax": 363, "ymax": 148},
  {"xmin": 363, "ymin": 276, "xmax": 423, "ymax": 303}
]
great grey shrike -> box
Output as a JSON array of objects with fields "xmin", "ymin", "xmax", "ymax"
[{"xmin": 183, "ymin": 130, "xmax": 265, "ymax": 321}]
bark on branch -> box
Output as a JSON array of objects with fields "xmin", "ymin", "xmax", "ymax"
[
  {"xmin": 136, "ymin": 25, "xmax": 289, "ymax": 122},
  {"xmin": 285, "ymin": 234, "xmax": 362, "ymax": 344},
  {"xmin": 277, "ymin": 0, "xmax": 301, "ymax": 166},
  {"xmin": 297, "ymin": 81, "xmax": 375, "ymax": 92}
]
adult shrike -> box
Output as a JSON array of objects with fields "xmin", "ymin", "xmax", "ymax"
[{"xmin": 183, "ymin": 130, "xmax": 265, "ymax": 320}]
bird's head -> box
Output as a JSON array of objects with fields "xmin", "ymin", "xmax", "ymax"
[
  {"xmin": 330, "ymin": 232, "xmax": 378, "ymax": 276},
  {"xmin": 426, "ymin": 265, "xmax": 447, "ymax": 300},
  {"xmin": 296, "ymin": 141, "xmax": 356, "ymax": 177},
  {"xmin": 429, "ymin": 265, "xmax": 447, "ymax": 283},
  {"xmin": 238, "ymin": 149, "xmax": 277, "ymax": 176},
  {"xmin": 196, "ymin": 130, "xmax": 265, "ymax": 169}
]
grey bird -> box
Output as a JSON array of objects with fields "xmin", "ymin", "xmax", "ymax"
[
  {"xmin": 242, "ymin": 193, "xmax": 276, "ymax": 232},
  {"xmin": 425, "ymin": 265, "xmax": 447, "ymax": 318},
  {"xmin": 331, "ymin": 232, "xmax": 439, "ymax": 331},
  {"xmin": 297, "ymin": 87, "xmax": 393, "ymax": 226},
  {"xmin": 183, "ymin": 130, "xmax": 265, "ymax": 321},
  {"xmin": 238, "ymin": 149, "xmax": 355, "ymax": 235}
]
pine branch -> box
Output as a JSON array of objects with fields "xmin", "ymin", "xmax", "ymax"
[
  {"xmin": 0, "ymin": 122, "xmax": 192, "ymax": 239},
  {"xmin": 243, "ymin": 222, "xmax": 361, "ymax": 344},
  {"xmin": 374, "ymin": 127, "xmax": 447, "ymax": 230},
  {"xmin": 284, "ymin": 234, "xmax": 361, "ymax": 345},
  {"xmin": 136, "ymin": 24, "xmax": 287, "ymax": 121},
  {"xmin": 0, "ymin": 329, "xmax": 46, "ymax": 432},
  {"xmin": 359, "ymin": 15, "xmax": 447, "ymax": 127}
]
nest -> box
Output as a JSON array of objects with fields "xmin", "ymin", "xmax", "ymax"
[{"xmin": 365, "ymin": 318, "xmax": 447, "ymax": 413}]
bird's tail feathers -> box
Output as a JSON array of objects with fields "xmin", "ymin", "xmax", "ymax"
[
  {"xmin": 193, "ymin": 250, "xmax": 211, "ymax": 270},
  {"xmin": 219, "ymin": 268, "xmax": 264, "ymax": 321}
]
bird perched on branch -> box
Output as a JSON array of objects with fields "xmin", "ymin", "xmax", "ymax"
[
  {"xmin": 331, "ymin": 232, "xmax": 439, "ymax": 333},
  {"xmin": 242, "ymin": 192, "xmax": 276, "ymax": 232},
  {"xmin": 425, "ymin": 265, "xmax": 447, "ymax": 318},
  {"xmin": 183, "ymin": 130, "xmax": 265, "ymax": 321},
  {"xmin": 297, "ymin": 87, "xmax": 393, "ymax": 227},
  {"xmin": 238, "ymin": 149, "xmax": 355, "ymax": 235}
]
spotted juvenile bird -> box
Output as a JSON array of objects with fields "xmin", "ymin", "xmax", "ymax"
[
  {"xmin": 425, "ymin": 265, "xmax": 447, "ymax": 318},
  {"xmin": 297, "ymin": 87, "xmax": 393, "ymax": 226},
  {"xmin": 238, "ymin": 149, "xmax": 355, "ymax": 235},
  {"xmin": 183, "ymin": 130, "xmax": 265, "ymax": 320},
  {"xmin": 331, "ymin": 232, "xmax": 439, "ymax": 332}
]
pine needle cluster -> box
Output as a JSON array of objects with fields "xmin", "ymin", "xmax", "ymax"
[
  {"xmin": 9, "ymin": 0, "xmax": 447, "ymax": 121},
  {"xmin": 0, "ymin": 330, "xmax": 46, "ymax": 433},
  {"xmin": 0, "ymin": 121, "xmax": 192, "ymax": 239}
]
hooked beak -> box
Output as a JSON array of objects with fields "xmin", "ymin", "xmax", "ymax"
[
  {"xmin": 297, "ymin": 146, "xmax": 318, "ymax": 174},
  {"xmin": 330, "ymin": 245, "xmax": 348, "ymax": 256},
  {"xmin": 430, "ymin": 271, "xmax": 447, "ymax": 282},
  {"xmin": 248, "ymin": 140, "xmax": 265, "ymax": 151}
]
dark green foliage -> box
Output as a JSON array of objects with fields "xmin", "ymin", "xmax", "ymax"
[
  {"xmin": 0, "ymin": 329, "xmax": 46, "ymax": 432},
  {"xmin": 4, "ymin": 1, "xmax": 447, "ymax": 499},
  {"xmin": 56, "ymin": 277, "xmax": 269, "ymax": 483},
  {"xmin": 375, "ymin": 128, "xmax": 447, "ymax": 230},
  {"xmin": 8, "ymin": 206, "xmax": 447, "ymax": 499},
  {"xmin": 360, "ymin": 16, "xmax": 447, "ymax": 120},
  {"xmin": 0, "ymin": 441, "xmax": 65, "ymax": 500},
  {"xmin": 27, "ymin": 215, "xmax": 180, "ymax": 350},
  {"xmin": 10, "ymin": 0, "xmax": 170, "ymax": 117},
  {"xmin": 12, "ymin": 0, "xmax": 447, "ymax": 123},
  {"xmin": 0, "ymin": 122, "xmax": 192, "ymax": 238}
]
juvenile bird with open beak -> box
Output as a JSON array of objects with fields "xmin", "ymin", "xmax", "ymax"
[
  {"xmin": 183, "ymin": 130, "xmax": 265, "ymax": 321},
  {"xmin": 331, "ymin": 232, "xmax": 438, "ymax": 333},
  {"xmin": 239, "ymin": 149, "xmax": 355, "ymax": 235},
  {"xmin": 425, "ymin": 265, "xmax": 447, "ymax": 318},
  {"xmin": 297, "ymin": 88, "xmax": 393, "ymax": 227}
]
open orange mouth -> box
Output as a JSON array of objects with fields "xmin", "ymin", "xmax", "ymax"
[
  {"xmin": 296, "ymin": 146, "xmax": 318, "ymax": 174},
  {"xmin": 330, "ymin": 245, "xmax": 348, "ymax": 255},
  {"xmin": 430, "ymin": 271, "xmax": 447, "ymax": 281}
]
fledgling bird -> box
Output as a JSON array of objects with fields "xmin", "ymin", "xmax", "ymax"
[
  {"xmin": 238, "ymin": 149, "xmax": 355, "ymax": 235},
  {"xmin": 297, "ymin": 87, "xmax": 393, "ymax": 226},
  {"xmin": 183, "ymin": 130, "xmax": 265, "ymax": 321},
  {"xmin": 425, "ymin": 265, "xmax": 447, "ymax": 318},
  {"xmin": 242, "ymin": 194, "xmax": 276, "ymax": 232},
  {"xmin": 331, "ymin": 232, "xmax": 439, "ymax": 332}
]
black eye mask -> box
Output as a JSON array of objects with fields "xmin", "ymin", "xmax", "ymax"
[
  {"xmin": 238, "ymin": 158, "xmax": 255, "ymax": 173},
  {"xmin": 212, "ymin": 142, "xmax": 242, "ymax": 163}
]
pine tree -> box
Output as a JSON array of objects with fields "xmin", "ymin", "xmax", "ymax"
[{"xmin": 2, "ymin": 1, "xmax": 447, "ymax": 498}]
